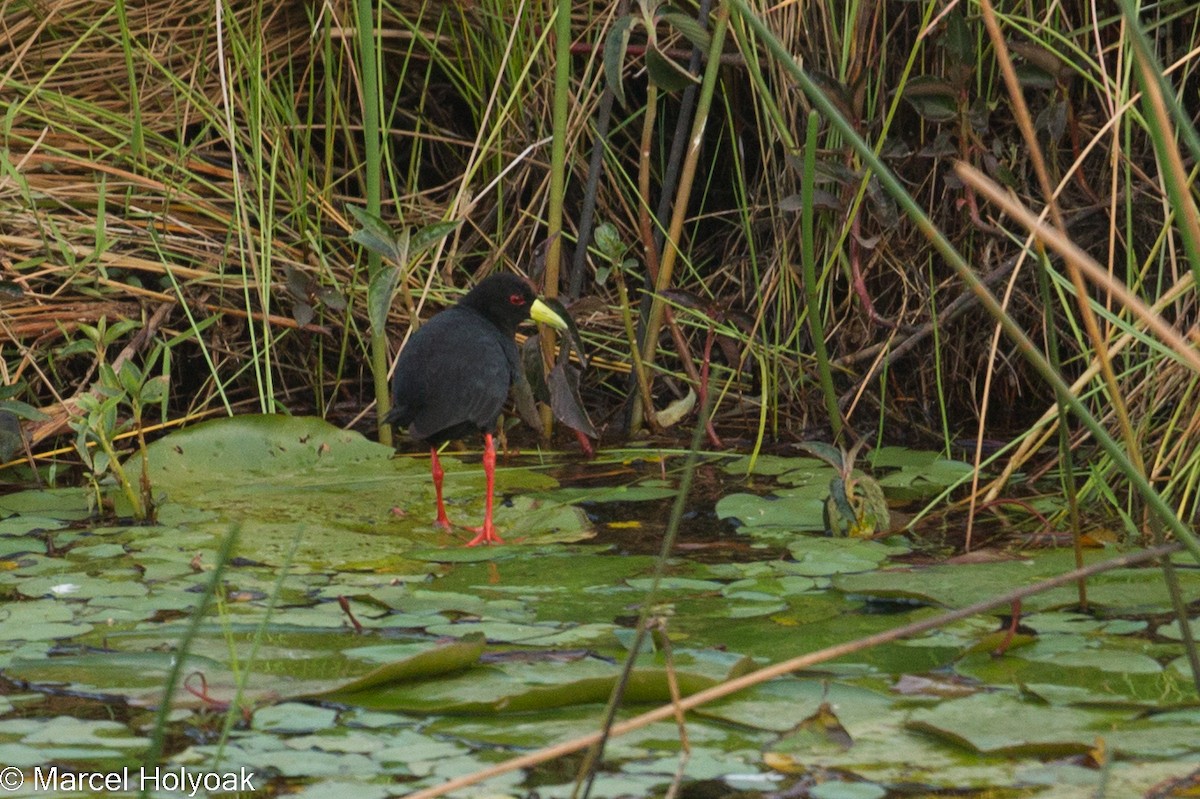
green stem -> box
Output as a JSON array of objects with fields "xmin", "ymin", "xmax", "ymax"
[
  {"xmin": 731, "ymin": 0, "xmax": 1200, "ymax": 564},
  {"xmin": 541, "ymin": 0, "xmax": 572, "ymax": 436},
  {"xmin": 801, "ymin": 109, "xmax": 841, "ymax": 440},
  {"xmin": 575, "ymin": 391, "xmax": 713, "ymax": 797},
  {"xmin": 98, "ymin": 435, "xmax": 145, "ymax": 521},
  {"xmin": 139, "ymin": 526, "xmax": 238, "ymax": 795},
  {"xmin": 634, "ymin": 4, "xmax": 730, "ymax": 429},
  {"xmin": 357, "ymin": 0, "xmax": 389, "ymax": 445}
]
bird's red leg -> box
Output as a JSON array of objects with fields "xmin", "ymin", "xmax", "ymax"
[
  {"xmin": 430, "ymin": 447, "xmax": 453, "ymax": 529},
  {"xmin": 465, "ymin": 433, "xmax": 504, "ymax": 546}
]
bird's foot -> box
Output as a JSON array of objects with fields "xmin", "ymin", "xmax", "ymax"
[
  {"xmin": 434, "ymin": 513, "xmax": 453, "ymax": 531},
  {"xmin": 464, "ymin": 522, "xmax": 504, "ymax": 547}
]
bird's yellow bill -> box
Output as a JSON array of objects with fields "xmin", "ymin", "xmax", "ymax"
[{"xmin": 530, "ymin": 298, "xmax": 569, "ymax": 331}]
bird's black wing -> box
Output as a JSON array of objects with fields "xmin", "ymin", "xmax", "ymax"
[{"xmin": 391, "ymin": 308, "xmax": 515, "ymax": 443}]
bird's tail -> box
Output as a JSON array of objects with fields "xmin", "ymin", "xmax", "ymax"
[{"xmin": 381, "ymin": 404, "xmax": 405, "ymax": 427}]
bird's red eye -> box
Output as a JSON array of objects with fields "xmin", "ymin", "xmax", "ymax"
[{"xmin": 509, "ymin": 293, "xmax": 527, "ymax": 306}]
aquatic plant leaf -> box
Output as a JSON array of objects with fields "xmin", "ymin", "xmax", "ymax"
[
  {"xmin": 3, "ymin": 651, "xmax": 223, "ymax": 699},
  {"xmin": 787, "ymin": 537, "xmax": 901, "ymax": 575},
  {"xmin": 532, "ymin": 484, "xmax": 678, "ymax": 503},
  {"xmin": 0, "ymin": 487, "xmax": 91, "ymax": 520},
  {"xmin": 131, "ymin": 415, "xmax": 590, "ymax": 566},
  {"xmin": 327, "ymin": 653, "xmax": 750, "ymax": 714},
  {"xmin": 904, "ymin": 692, "xmax": 1193, "ymax": 757},
  {"xmin": 252, "ymin": 703, "xmax": 339, "ymax": 733},
  {"xmin": 716, "ymin": 492, "xmax": 825, "ymax": 531},
  {"xmin": 305, "ymin": 634, "xmax": 485, "ymax": 700},
  {"xmin": 834, "ymin": 549, "xmax": 1200, "ymax": 613}
]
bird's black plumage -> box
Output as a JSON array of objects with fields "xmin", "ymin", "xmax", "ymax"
[
  {"xmin": 386, "ymin": 273, "xmax": 542, "ymax": 445},
  {"xmin": 383, "ymin": 272, "xmax": 568, "ymax": 545}
]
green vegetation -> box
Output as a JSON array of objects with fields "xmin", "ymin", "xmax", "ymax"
[
  {"xmin": 1, "ymin": 0, "xmax": 1198, "ymax": 540},
  {"xmin": 1, "ymin": 1, "xmax": 1199, "ymax": 795},
  {"xmin": 2, "ymin": 1, "xmax": 1197, "ymax": 549},
  {"xmin": 0, "ymin": 417, "xmax": 1196, "ymax": 797}
]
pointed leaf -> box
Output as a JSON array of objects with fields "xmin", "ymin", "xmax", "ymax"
[
  {"xmin": 604, "ymin": 14, "xmax": 637, "ymax": 107},
  {"xmin": 652, "ymin": 386, "xmax": 695, "ymax": 428},
  {"xmin": 903, "ymin": 76, "xmax": 960, "ymax": 122},
  {"xmin": 797, "ymin": 440, "xmax": 845, "ymax": 471},
  {"xmin": 658, "ymin": 7, "xmax": 710, "ymax": 51},
  {"xmin": 101, "ymin": 318, "xmax": 141, "ymax": 347},
  {"xmin": 367, "ymin": 266, "xmax": 401, "ymax": 333},
  {"xmin": 646, "ymin": 42, "xmax": 698, "ymax": 93},
  {"xmin": 139, "ymin": 375, "xmax": 169, "ymax": 405},
  {"xmin": 1014, "ymin": 63, "xmax": 1058, "ymax": 90},
  {"xmin": 348, "ymin": 205, "xmax": 406, "ymax": 264},
  {"xmin": 942, "ymin": 9, "xmax": 974, "ymax": 69},
  {"xmin": 541, "ymin": 295, "xmax": 588, "ymax": 369},
  {"xmin": 117, "ymin": 361, "xmax": 143, "ymax": 397},
  {"xmin": 409, "ymin": 220, "xmax": 461, "ymax": 255},
  {"xmin": 1010, "ymin": 39, "xmax": 1070, "ymax": 83},
  {"xmin": 548, "ymin": 362, "xmax": 598, "ymax": 439},
  {"xmin": 0, "ymin": 399, "xmax": 48, "ymax": 422}
]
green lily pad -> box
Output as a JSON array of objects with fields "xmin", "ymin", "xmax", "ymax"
[
  {"xmin": 306, "ymin": 634, "xmax": 484, "ymax": 699},
  {"xmin": 0, "ymin": 600, "xmax": 90, "ymax": 641},
  {"xmin": 252, "ymin": 703, "xmax": 339, "ymax": 733},
  {"xmin": 0, "ymin": 488, "xmax": 92, "ymax": 521},
  {"xmin": 0, "ymin": 514, "xmax": 73, "ymax": 536},
  {"xmin": 328, "ymin": 650, "xmax": 753, "ymax": 714},
  {"xmin": 3, "ymin": 651, "xmax": 225, "ymax": 701},
  {"xmin": 788, "ymin": 537, "xmax": 906, "ymax": 575},
  {"xmin": 905, "ymin": 691, "xmax": 1198, "ymax": 757},
  {"xmin": 716, "ymin": 492, "xmax": 826, "ymax": 531},
  {"xmin": 115, "ymin": 415, "xmax": 591, "ymax": 568}
]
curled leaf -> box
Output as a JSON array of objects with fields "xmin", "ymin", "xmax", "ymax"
[{"xmin": 653, "ymin": 387, "xmax": 695, "ymax": 428}]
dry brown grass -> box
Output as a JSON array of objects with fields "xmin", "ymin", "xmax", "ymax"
[{"xmin": 2, "ymin": 0, "xmax": 1198, "ymax": 527}]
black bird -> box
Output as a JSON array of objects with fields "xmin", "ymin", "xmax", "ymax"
[{"xmin": 384, "ymin": 272, "xmax": 569, "ymax": 545}]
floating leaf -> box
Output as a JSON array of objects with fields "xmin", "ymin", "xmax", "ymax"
[
  {"xmin": 326, "ymin": 652, "xmax": 751, "ymax": 714},
  {"xmin": 716, "ymin": 492, "xmax": 825, "ymax": 532},
  {"xmin": 907, "ymin": 693, "xmax": 1131, "ymax": 756},
  {"xmin": 306, "ymin": 634, "xmax": 485, "ymax": 700}
]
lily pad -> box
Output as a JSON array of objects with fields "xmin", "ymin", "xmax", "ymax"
[
  {"xmin": 306, "ymin": 634, "xmax": 486, "ymax": 699},
  {"xmin": 716, "ymin": 492, "xmax": 826, "ymax": 531},
  {"xmin": 123, "ymin": 415, "xmax": 592, "ymax": 568},
  {"xmin": 327, "ymin": 650, "xmax": 753, "ymax": 714},
  {"xmin": 905, "ymin": 691, "xmax": 1200, "ymax": 757}
]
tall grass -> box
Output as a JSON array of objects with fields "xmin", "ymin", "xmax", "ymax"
[{"xmin": 1, "ymin": 0, "xmax": 1198, "ymax": 542}]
